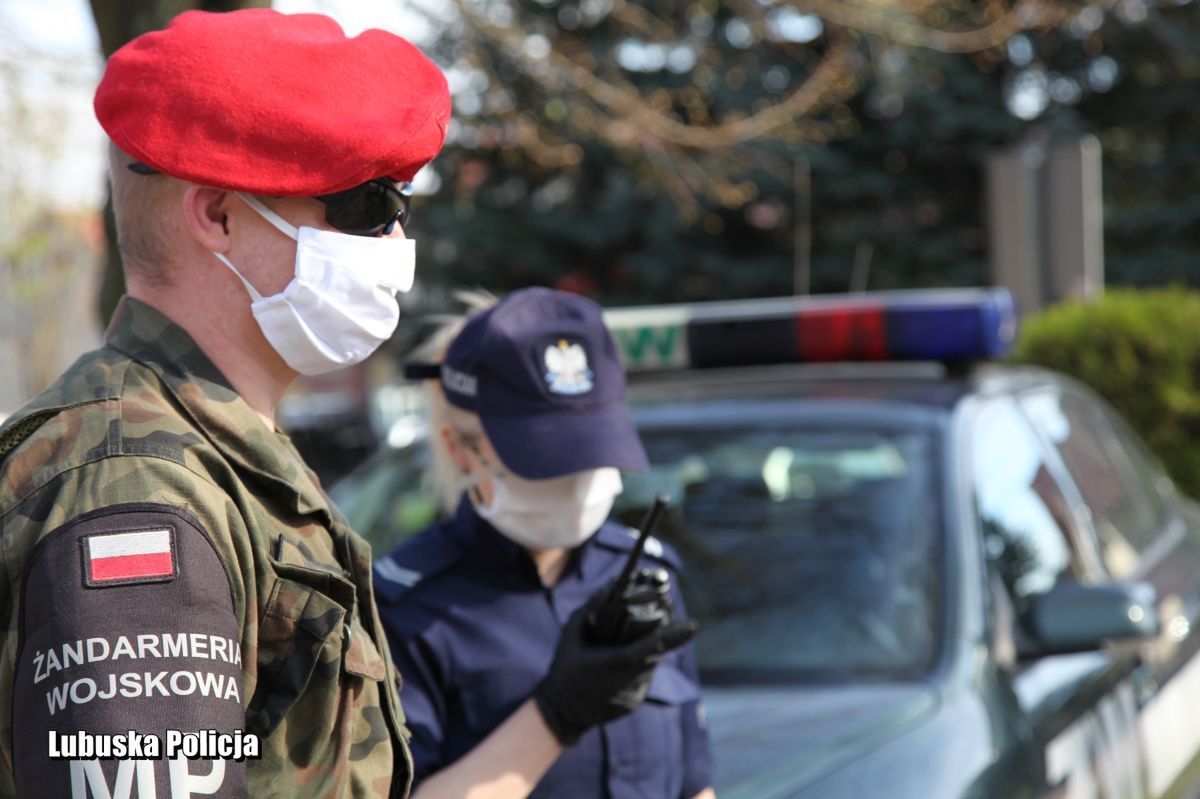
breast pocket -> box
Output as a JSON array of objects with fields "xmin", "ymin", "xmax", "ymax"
[
  {"xmin": 246, "ymin": 538, "xmax": 389, "ymax": 752},
  {"xmin": 646, "ymin": 660, "xmax": 702, "ymax": 706},
  {"xmin": 609, "ymin": 660, "xmax": 701, "ymax": 798},
  {"xmin": 247, "ymin": 570, "xmax": 347, "ymax": 740}
]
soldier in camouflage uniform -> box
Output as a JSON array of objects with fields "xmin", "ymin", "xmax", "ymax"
[
  {"xmin": 0, "ymin": 9, "xmax": 701, "ymax": 797},
  {"xmin": 0, "ymin": 9, "xmax": 451, "ymax": 798},
  {"xmin": 0, "ymin": 299, "xmax": 410, "ymax": 797}
]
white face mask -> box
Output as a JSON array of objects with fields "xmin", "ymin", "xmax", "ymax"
[
  {"xmin": 474, "ymin": 467, "xmax": 624, "ymax": 551},
  {"xmin": 213, "ymin": 193, "xmax": 416, "ymax": 376}
]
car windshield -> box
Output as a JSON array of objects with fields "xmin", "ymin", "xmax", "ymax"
[
  {"xmin": 332, "ymin": 419, "xmax": 943, "ymax": 683},
  {"xmin": 614, "ymin": 424, "xmax": 942, "ymax": 683}
]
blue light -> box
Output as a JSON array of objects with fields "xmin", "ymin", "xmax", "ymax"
[{"xmin": 884, "ymin": 289, "xmax": 1018, "ymax": 361}]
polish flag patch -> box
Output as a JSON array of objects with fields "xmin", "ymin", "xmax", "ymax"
[{"xmin": 82, "ymin": 528, "xmax": 177, "ymax": 587}]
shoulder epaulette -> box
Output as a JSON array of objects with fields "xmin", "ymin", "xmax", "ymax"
[
  {"xmin": 0, "ymin": 410, "xmax": 59, "ymax": 461},
  {"xmin": 591, "ymin": 521, "xmax": 682, "ymax": 570},
  {"xmin": 373, "ymin": 527, "xmax": 463, "ymax": 603}
]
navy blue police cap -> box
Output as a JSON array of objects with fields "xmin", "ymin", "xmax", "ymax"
[{"xmin": 409, "ymin": 287, "xmax": 649, "ymax": 480}]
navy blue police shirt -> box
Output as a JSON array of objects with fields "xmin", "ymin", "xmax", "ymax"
[{"xmin": 374, "ymin": 498, "xmax": 713, "ymax": 799}]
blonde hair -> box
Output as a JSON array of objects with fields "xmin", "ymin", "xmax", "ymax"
[
  {"xmin": 420, "ymin": 289, "xmax": 499, "ymax": 513},
  {"xmin": 107, "ymin": 141, "xmax": 180, "ymax": 287}
]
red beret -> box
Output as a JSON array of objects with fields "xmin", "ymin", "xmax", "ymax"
[{"xmin": 94, "ymin": 9, "xmax": 450, "ymax": 195}]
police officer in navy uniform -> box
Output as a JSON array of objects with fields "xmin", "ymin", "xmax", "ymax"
[{"xmin": 374, "ymin": 288, "xmax": 715, "ymax": 799}]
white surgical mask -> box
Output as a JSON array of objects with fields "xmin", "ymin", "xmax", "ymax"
[
  {"xmin": 474, "ymin": 467, "xmax": 624, "ymax": 551},
  {"xmin": 214, "ymin": 193, "xmax": 416, "ymax": 376}
]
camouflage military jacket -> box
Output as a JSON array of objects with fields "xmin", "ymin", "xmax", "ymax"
[{"xmin": 0, "ymin": 298, "xmax": 412, "ymax": 798}]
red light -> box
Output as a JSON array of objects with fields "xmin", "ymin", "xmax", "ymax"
[{"xmin": 795, "ymin": 307, "xmax": 888, "ymax": 362}]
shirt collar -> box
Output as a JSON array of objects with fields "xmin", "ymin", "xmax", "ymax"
[{"xmin": 104, "ymin": 296, "xmax": 331, "ymax": 520}]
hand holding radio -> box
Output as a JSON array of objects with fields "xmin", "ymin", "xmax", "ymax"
[{"xmin": 534, "ymin": 496, "xmax": 699, "ymax": 745}]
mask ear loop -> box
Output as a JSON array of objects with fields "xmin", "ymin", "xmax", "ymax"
[
  {"xmin": 237, "ymin": 192, "xmax": 300, "ymax": 240},
  {"xmin": 458, "ymin": 464, "xmax": 489, "ymax": 509},
  {"xmin": 212, "ymin": 252, "xmax": 265, "ymax": 303},
  {"xmin": 462, "ymin": 438, "xmax": 506, "ymax": 477},
  {"xmin": 211, "ymin": 192, "xmax": 303, "ymax": 302},
  {"xmin": 452, "ymin": 430, "xmax": 498, "ymax": 508}
]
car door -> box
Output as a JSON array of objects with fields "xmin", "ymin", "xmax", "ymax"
[
  {"xmin": 1018, "ymin": 381, "xmax": 1200, "ymax": 798},
  {"xmin": 970, "ymin": 393, "xmax": 1143, "ymax": 799}
]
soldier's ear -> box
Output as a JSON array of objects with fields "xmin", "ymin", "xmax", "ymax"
[{"xmin": 181, "ymin": 185, "xmax": 232, "ymax": 253}]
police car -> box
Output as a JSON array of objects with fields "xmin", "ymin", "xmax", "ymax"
[{"xmin": 332, "ymin": 290, "xmax": 1200, "ymax": 799}]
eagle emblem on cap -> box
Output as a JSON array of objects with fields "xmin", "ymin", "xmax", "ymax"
[{"xmin": 544, "ymin": 340, "xmax": 594, "ymax": 395}]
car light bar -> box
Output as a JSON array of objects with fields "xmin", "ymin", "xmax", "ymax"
[{"xmin": 602, "ymin": 289, "xmax": 1017, "ymax": 371}]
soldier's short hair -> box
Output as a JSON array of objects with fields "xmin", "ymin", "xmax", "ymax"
[{"xmin": 107, "ymin": 141, "xmax": 178, "ymax": 288}]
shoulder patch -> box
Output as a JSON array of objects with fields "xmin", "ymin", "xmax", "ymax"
[
  {"xmin": 82, "ymin": 527, "xmax": 177, "ymax": 587},
  {"xmin": 373, "ymin": 528, "xmax": 463, "ymax": 604},
  {"xmin": 627, "ymin": 526, "xmax": 665, "ymax": 559},
  {"xmin": 374, "ymin": 557, "xmax": 422, "ymax": 588},
  {"xmin": 14, "ymin": 503, "xmax": 247, "ymax": 797},
  {"xmin": 591, "ymin": 521, "xmax": 681, "ymax": 570}
]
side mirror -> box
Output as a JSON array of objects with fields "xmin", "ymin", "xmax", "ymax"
[{"xmin": 1025, "ymin": 581, "xmax": 1159, "ymax": 656}]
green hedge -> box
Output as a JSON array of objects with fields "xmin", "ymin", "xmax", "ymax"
[{"xmin": 1010, "ymin": 288, "xmax": 1200, "ymax": 500}]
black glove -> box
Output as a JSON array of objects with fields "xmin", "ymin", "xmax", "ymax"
[{"xmin": 534, "ymin": 588, "xmax": 698, "ymax": 746}]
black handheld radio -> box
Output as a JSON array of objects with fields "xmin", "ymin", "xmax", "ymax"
[{"xmin": 584, "ymin": 494, "xmax": 673, "ymax": 646}]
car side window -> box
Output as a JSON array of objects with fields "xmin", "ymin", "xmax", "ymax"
[
  {"xmin": 1019, "ymin": 386, "xmax": 1169, "ymax": 579},
  {"xmin": 973, "ymin": 397, "xmax": 1084, "ymax": 613},
  {"xmin": 1102, "ymin": 408, "xmax": 1176, "ymax": 529}
]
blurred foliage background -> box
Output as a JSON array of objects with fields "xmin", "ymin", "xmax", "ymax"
[
  {"xmin": 1013, "ymin": 288, "xmax": 1200, "ymax": 500},
  {"xmin": 57, "ymin": 0, "xmax": 1200, "ymax": 325},
  {"xmin": 3, "ymin": 0, "xmax": 1200, "ymax": 414},
  {"xmin": 396, "ymin": 0, "xmax": 1200, "ymax": 308}
]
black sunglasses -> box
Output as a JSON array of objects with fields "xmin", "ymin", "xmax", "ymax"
[
  {"xmin": 314, "ymin": 179, "xmax": 414, "ymax": 237},
  {"xmin": 127, "ymin": 163, "xmax": 414, "ymax": 237}
]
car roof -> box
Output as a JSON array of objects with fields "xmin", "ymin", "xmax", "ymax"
[
  {"xmin": 621, "ymin": 362, "xmax": 1081, "ymax": 438},
  {"xmin": 627, "ymin": 362, "xmax": 1061, "ymax": 409},
  {"xmin": 373, "ymin": 362, "xmax": 1072, "ymax": 447}
]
